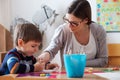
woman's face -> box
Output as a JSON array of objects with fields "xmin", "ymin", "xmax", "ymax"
[{"xmin": 63, "ymin": 14, "xmax": 87, "ymax": 32}]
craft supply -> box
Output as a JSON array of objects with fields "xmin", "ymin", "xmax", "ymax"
[
  {"xmin": 103, "ymin": 68, "xmax": 113, "ymax": 72},
  {"xmin": 67, "ymin": 48, "xmax": 72, "ymax": 54},
  {"xmin": 112, "ymin": 67, "xmax": 119, "ymax": 71},
  {"xmin": 46, "ymin": 73, "xmax": 50, "ymax": 76},
  {"xmin": 40, "ymin": 73, "xmax": 46, "ymax": 77},
  {"xmin": 85, "ymin": 67, "xmax": 93, "ymax": 73}
]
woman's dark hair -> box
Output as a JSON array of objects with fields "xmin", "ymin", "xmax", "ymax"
[{"xmin": 68, "ymin": 0, "xmax": 92, "ymax": 25}]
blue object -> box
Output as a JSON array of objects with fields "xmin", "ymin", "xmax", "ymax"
[
  {"xmin": 46, "ymin": 73, "xmax": 50, "ymax": 76},
  {"xmin": 64, "ymin": 54, "xmax": 86, "ymax": 78}
]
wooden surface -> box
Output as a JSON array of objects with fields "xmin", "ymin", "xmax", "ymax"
[
  {"xmin": 0, "ymin": 52, "xmax": 6, "ymax": 64},
  {"xmin": 0, "ymin": 24, "xmax": 13, "ymax": 52},
  {"xmin": 108, "ymin": 44, "xmax": 120, "ymax": 66},
  {"xmin": 0, "ymin": 24, "xmax": 6, "ymax": 51},
  {"xmin": 0, "ymin": 68, "xmax": 108, "ymax": 80},
  {"xmin": 0, "ymin": 24, "xmax": 13, "ymax": 64}
]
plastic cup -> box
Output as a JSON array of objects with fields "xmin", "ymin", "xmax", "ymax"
[{"xmin": 64, "ymin": 54, "xmax": 86, "ymax": 78}]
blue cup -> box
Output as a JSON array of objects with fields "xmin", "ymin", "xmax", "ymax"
[{"xmin": 64, "ymin": 54, "xmax": 86, "ymax": 78}]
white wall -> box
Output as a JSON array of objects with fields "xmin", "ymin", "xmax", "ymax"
[
  {"xmin": 0, "ymin": 1, "xmax": 2, "ymax": 22},
  {"xmin": 11, "ymin": 0, "xmax": 72, "ymax": 22},
  {"xmin": 0, "ymin": 0, "xmax": 3, "ymax": 25},
  {"xmin": 0, "ymin": 0, "xmax": 11, "ymax": 30},
  {"xmin": 88, "ymin": 0, "xmax": 97, "ymax": 22},
  {"xmin": 107, "ymin": 33, "xmax": 120, "ymax": 43}
]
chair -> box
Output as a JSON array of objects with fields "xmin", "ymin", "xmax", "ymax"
[{"xmin": 108, "ymin": 44, "xmax": 120, "ymax": 67}]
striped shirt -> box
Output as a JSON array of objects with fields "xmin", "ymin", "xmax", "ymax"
[{"xmin": 0, "ymin": 48, "xmax": 36, "ymax": 75}]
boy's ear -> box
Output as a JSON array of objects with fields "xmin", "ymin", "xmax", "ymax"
[{"xmin": 18, "ymin": 39, "xmax": 24, "ymax": 46}]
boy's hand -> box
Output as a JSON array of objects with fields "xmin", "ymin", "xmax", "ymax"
[
  {"xmin": 34, "ymin": 62, "xmax": 45, "ymax": 72},
  {"xmin": 46, "ymin": 63, "xmax": 59, "ymax": 70}
]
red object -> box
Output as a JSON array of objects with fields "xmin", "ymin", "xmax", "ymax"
[
  {"xmin": 113, "ymin": 0, "xmax": 118, "ymax": 2},
  {"xmin": 112, "ymin": 67, "xmax": 119, "ymax": 71},
  {"xmin": 51, "ymin": 71, "xmax": 66, "ymax": 75},
  {"xmin": 104, "ymin": 0, "xmax": 108, "ymax": 2}
]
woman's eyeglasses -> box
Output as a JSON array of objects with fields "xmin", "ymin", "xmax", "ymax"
[{"xmin": 63, "ymin": 16, "xmax": 82, "ymax": 27}]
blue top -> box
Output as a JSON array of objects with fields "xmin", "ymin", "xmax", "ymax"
[{"xmin": 0, "ymin": 48, "xmax": 36, "ymax": 75}]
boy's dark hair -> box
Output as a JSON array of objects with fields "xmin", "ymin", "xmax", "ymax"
[
  {"xmin": 68, "ymin": 0, "xmax": 92, "ymax": 25},
  {"xmin": 14, "ymin": 23, "xmax": 42, "ymax": 46}
]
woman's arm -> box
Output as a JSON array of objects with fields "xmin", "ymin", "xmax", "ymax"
[
  {"xmin": 44, "ymin": 26, "xmax": 65, "ymax": 59},
  {"xmin": 38, "ymin": 25, "xmax": 65, "ymax": 63}
]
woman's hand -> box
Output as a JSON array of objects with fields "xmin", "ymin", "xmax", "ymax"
[{"xmin": 37, "ymin": 52, "xmax": 51, "ymax": 63}]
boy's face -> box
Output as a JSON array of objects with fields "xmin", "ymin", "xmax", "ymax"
[{"xmin": 18, "ymin": 39, "xmax": 41, "ymax": 56}]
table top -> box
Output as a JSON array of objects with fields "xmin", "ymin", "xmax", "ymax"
[{"xmin": 1, "ymin": 67, "xmax": 118, "ymax": 80}]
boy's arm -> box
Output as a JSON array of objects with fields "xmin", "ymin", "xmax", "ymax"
[{"xmin": 7, "ymin": 54, "xmax": 35, "ymax": 74}]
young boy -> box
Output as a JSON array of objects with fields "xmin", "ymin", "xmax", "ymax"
[{"xmin": 0, "ymin": 23, "xmax": 58, "ymax": 75}]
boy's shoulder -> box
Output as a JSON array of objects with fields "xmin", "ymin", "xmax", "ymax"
[
  {"xmin": 6, "ymin": 48, "xmax": 21, "ymax": 60},
  {"xmin": 7, "ymin": 48, "xmax": 36, "ymax": 61}
]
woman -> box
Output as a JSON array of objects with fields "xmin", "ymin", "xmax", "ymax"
[{"xmin": 38, "ymin": 0, "xmax": 108, "ymax": 67}]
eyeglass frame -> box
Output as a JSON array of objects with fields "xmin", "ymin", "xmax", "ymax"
[{"xmin": 63, "ymin": 16, "xmax": 83, "ymax": 27}]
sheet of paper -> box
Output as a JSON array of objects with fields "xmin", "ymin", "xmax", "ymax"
[{"xmin": 94, "ymin": 71, "xmax": 120, "ymax": 80}]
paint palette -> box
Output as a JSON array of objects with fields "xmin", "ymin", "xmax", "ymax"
[{"xmin": 43, "ymin": 69, "xmax": 56, "ymax": 73}]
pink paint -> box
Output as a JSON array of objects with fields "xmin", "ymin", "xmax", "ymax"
[{"xmin": 48, "ymin": 75, "xmax": 57, "ymax": 78}]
